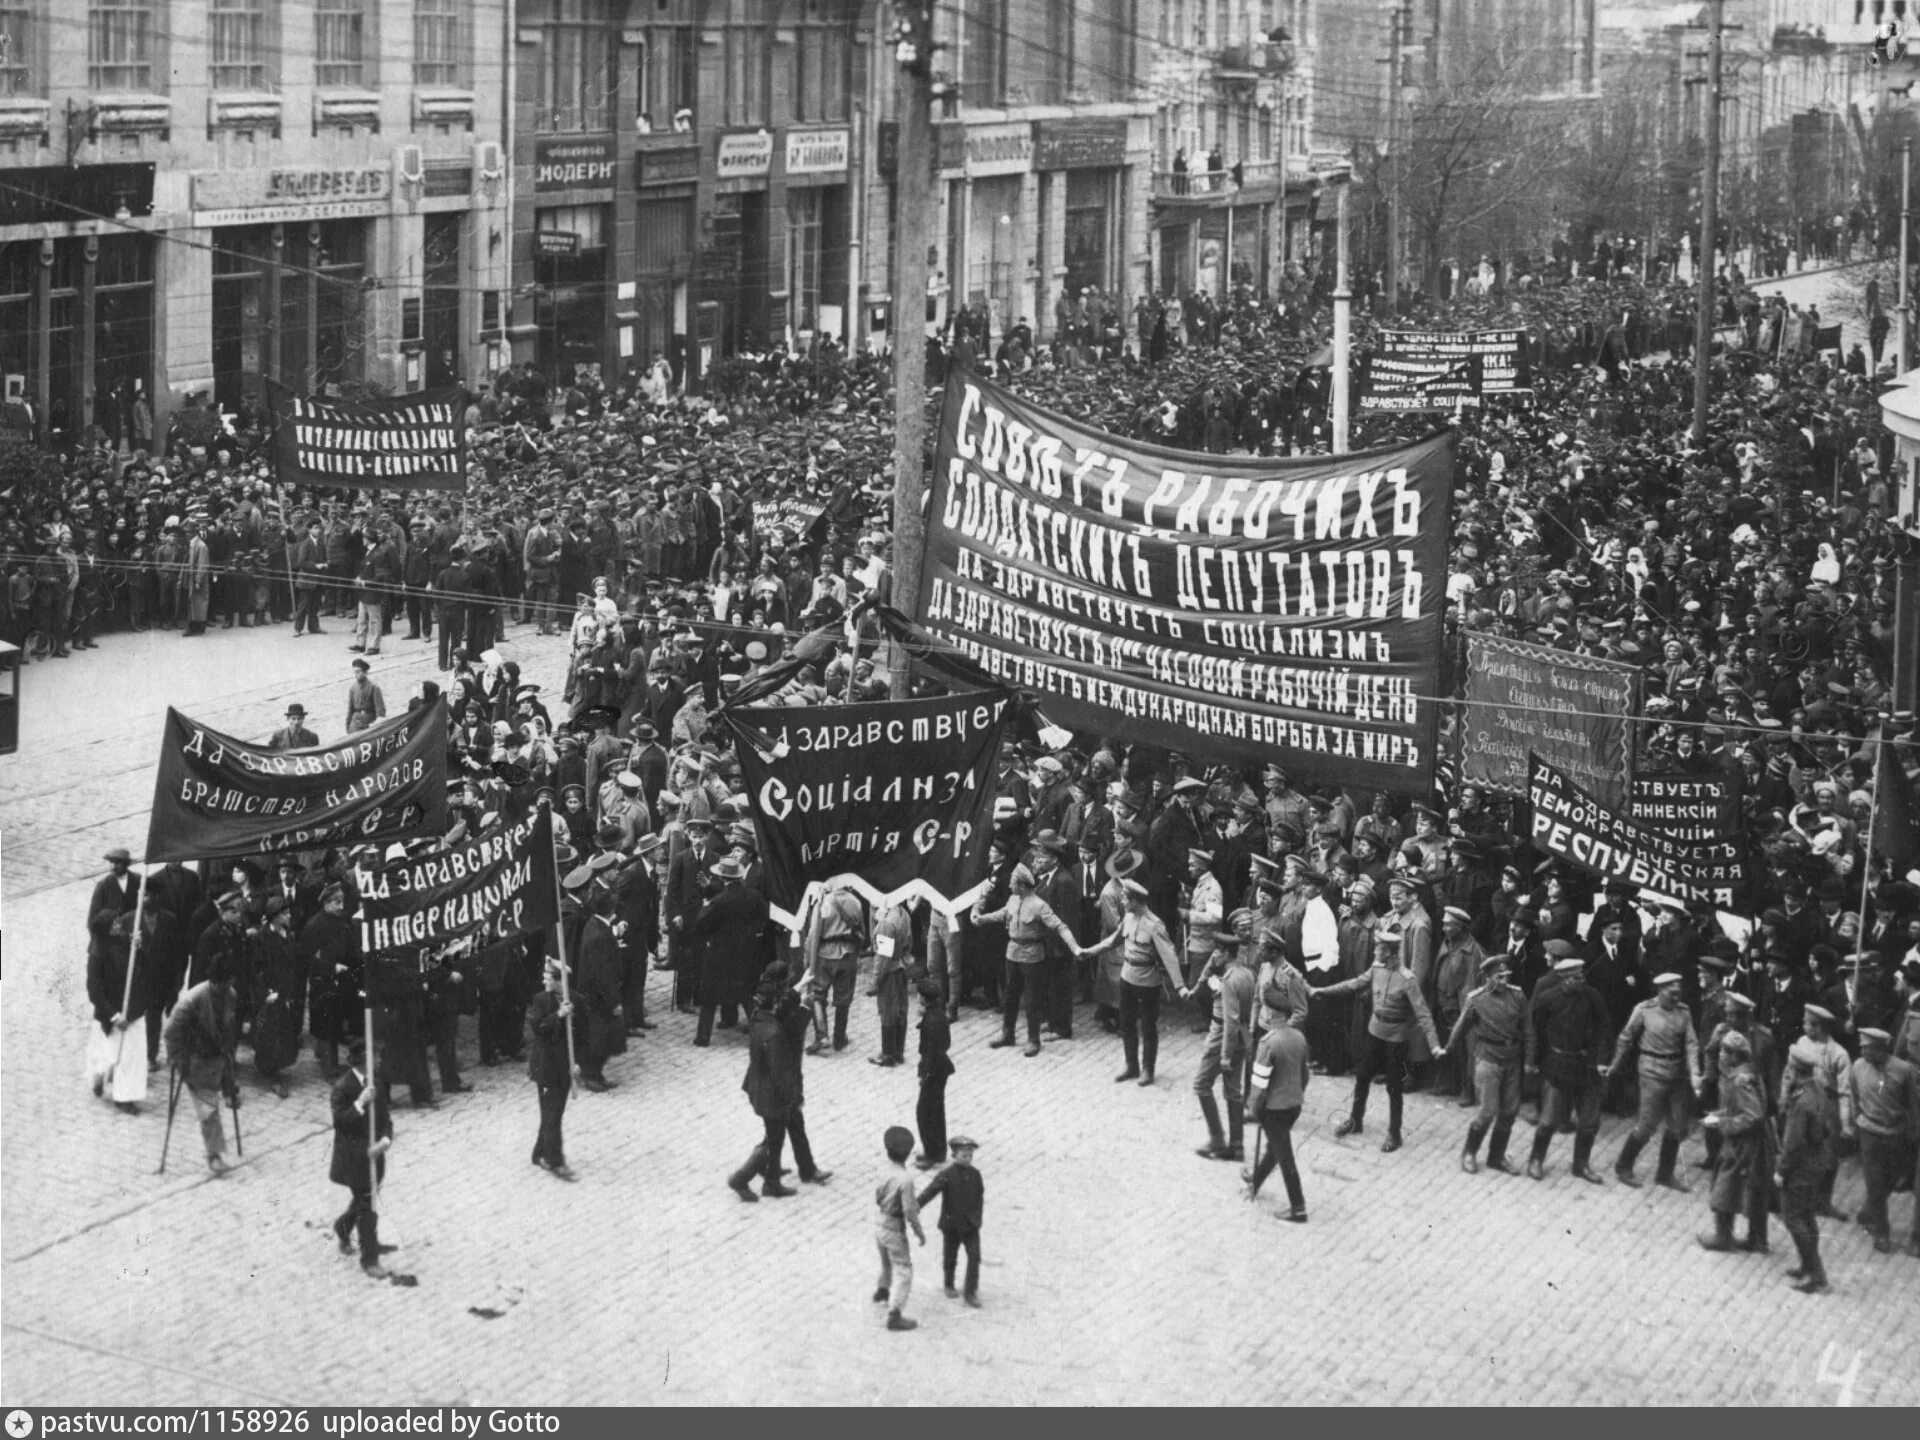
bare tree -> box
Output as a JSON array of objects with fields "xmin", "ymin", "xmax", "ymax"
[{"xmin": 1397, "ymin": 41, "xmax": 1583, "ymax": 293}]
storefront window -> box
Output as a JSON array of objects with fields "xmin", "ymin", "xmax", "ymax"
[
  {"xmin": 423, "ymin": 212, "xmax": 462, "ymax": 387},
  {"xmin": 1064, "ymin": 169, "xmax": 1113, "ymax": 298},
  {"xmin": 93, "ymin": 234, "xmax": 154, "ymax": 449},
  {"xmin": 536, "ymin": 205, "xmax": 608, "ymax": 383},
  {"xmin": 0, "ymin": 244, "xmax": 34, "ymax": 423},
  {"xmin": 89, "ymin": 0, "xmax": 156, "ymax": 93},
  {"xmin": 967, "ymin": 175, "xmax": 1022, "ymax": 331}
]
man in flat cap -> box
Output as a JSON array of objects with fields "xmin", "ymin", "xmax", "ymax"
[
  {"xmin": 1449, "ymin": 953, "xmax": 1531, "ymax": 1174},
  {"xmin": 1606, "ymin": 972, "xmax": 1703, "ymax": 1190},
  {"xmin": 1523, "ymin": 954, "xmax": 1612, "ymax": 1183},
  {"xmin": 1848, "ymin": 1026, "xmax": 1919, "ymax": 1253},
  {"xmin": 971, "ymin": 863, "xmax": 1078, "ymax": 1059},
  {"xmin": 1192, "ymin": 919, "xmax": 1256, "ymax": 1162},
  {"xmin": 1083, "ymin": 879, "xmax": 1188, "ymax": 1085},
  {"xmin": 1800, "ymin": 1004, "xmax": 1856, "ymax": 1219}
]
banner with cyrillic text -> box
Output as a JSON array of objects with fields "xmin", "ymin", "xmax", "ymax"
[
  {"xmin": 1463, "ymin": 633, "xmax": 1638, "ymax": 808},
  {"xmin": 266, "ymin": 377, "xmax": 467, "ymax": 491},
  {"xmin": 720, "ymin": 689, "xmax": 1013, "ymax": 932},
  {"xmin": 1360, "ymin": 328, "xmax": 1532, "ymax": 412},
  {"xmin": 353, "ymin": 808, "xmax": 559, "ymax": 956},
  {"xmin": 144, "ymin": 702, "xmax": 448, "ymax": 861},
  {"xmin": 1630, "ymin": 770, "xmax": 1758, "ymax": 906},
  {"xmin": 1528, "ymin": 753, "xmax": 1741, "ymax": 907},
  {"xmin": 914, "ymin": 374, "xmax": 1451, "ymax": 792}
]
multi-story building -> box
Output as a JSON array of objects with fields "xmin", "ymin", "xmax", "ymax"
[
  {"xmin": 0, "ymin": 0, "xmax": 511, "ymax": 439},
  {"xmin": 1144, "ymin": 0, "xmax": 1316, "ymax": 300},
  {"xmin": 907, "ymin": 0, "xmax": 1156, "ymax": 342},
  {"xmin": 509, "ymin": 0, "xmax": 874, "ymax": 388}
]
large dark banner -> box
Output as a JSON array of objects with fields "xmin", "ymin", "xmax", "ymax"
[
  {"xmin": 914, "ymin": 375, "xmax": 1453, "ymax": 792},
  {"xmin": 266, "ymin": 378, "xmax": 467, "ymax": 491},
  {"xmin": 146, "ymin": 702, "xmax": 448, "ymax": 861},
  {"xmin": 721, "ymin": 689, "xmax": 1013, "ymax": 931},
  {"xmin": 1463, "ymin": 634, "xmax": 1638, "ymax": 807},
  {"xmin": 1630, "ymin": 772, "xmax": 1741, "ymax": 843},
  {"xmin": 1360, "ymin": 328, "xmax": 1532, "ymax": 412},
  {"xmin": 1529, "ymin": 754, "xmax": 1744, "ymax": 908},
  {"xmin": 353, "ymin": 808, "xmax": 559, "ymax": 955}
]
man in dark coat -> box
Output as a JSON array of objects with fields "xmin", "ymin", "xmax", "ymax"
[
  {"xmin": 431, "ymin": 544, "xmax": 471, "ymax": 672},
  {"xmin": 88, "ymin": 844, "xmax": 143, "ymax": 952},
  {"xmin": 615, "ymin": 835, "xmax": 662, "ymax": 1032},
  {"xmin": 691, "ymin": 855, "xmax": 769, "ymax": 1046},
  {"xmin": 249, "ymin": 897, "xmax": 304, "ymax": 1097},
  {"xmin": 556, "ymin": 862, "xmax": 624, "ymax": 1090},
  {"xmin": 665, "ymin": 816, "xmax": 718, "ymax": 1011},
  {"xmin": 726, "ymin": 962, "xmax": 832, "ymax": 1201},
  {"xmin": 914, "ymin": 977, "xmax": 953, "ymax": 1169},
  {"xmin": 526, "ymin": 956, "xmax": 576, "ymax": 1179},
  {"xmin": 1146, "ymin": 778, "xmax": 1206, "ymax": 935},
  {"xmin": 1524, "ymin": 956, "xmax": 1614, "ymax": 1183},
  {"xmin": 328, "ymin": 1035, "xmax": 396, "ymax": 1278},
  {"xmin": 299, "ymin": 882, "xmax": 357, "ymax": 1080}
]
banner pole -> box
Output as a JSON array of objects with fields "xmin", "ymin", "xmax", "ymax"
[
  {"xmin": 1853, "ymin": 737, "xmax": 1886, "ymax": 962},
  {"xmin": 550, "ymin": 832, "xmax": 581, "ymax": 1080},
  {"xmin": 111, "ymin": 862, "xmax": 150, "ymax": 1076},
  {"xmin": 365, "ymin": 982, "xmax": 381, "ymax": 1214}
]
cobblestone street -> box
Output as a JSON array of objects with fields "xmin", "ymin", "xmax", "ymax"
[{"xmin": 3, "ymin": 622, "xmax": 1917, "ymax": 1407}]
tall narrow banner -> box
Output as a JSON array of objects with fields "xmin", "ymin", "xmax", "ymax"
[
  {"xmin": 1462, "ymin": 634, "xmax": 1638, "ymax": 808},
  {"xmin": 1360, "ymin": 328, "xmax": 1532, "ymax": 412},
  {"xmin": 1528, "ymin": 754, "xmax": 1743, "ymax": 907},
  {"xmin": 914, "ymin": 374, "xmax": 1452, "ymax": 792},
  {"xmin": 266, "ymin": 378, "xmax": 467, "ymax": 491},
  {"xmin": 721, "ymin": 689, "xmax": 1013, "ymax": 932},
  {"xmin": 145, "ymin": 702, "xmax": 448, "ymax": 861},
  {"xmin": 353, "ymin": 809, "xmax": 559, "ymax": 955}
]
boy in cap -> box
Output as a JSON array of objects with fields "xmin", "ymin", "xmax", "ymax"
[
  {"xmin": 917, "ymin": 1136, "xmax": 985, "ymax": 1306},
  {"xmin": 874, "ymin": 1125, "xmax": 926, "ymax": 1331}
]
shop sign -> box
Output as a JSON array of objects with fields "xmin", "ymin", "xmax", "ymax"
[
  {"xmin": 1032, "ymin": 118, "xmax": 1129, "ymax": 171},
  {"xmin": 717, "ymin": 130, "xmax": 773, "ymax": 179},
  {"xmin": 636, "ymin": 142, "xmax": 700, "ymax": 188},
  {"xmin": 422, "ymin": 165, "xmax": 473, "ymax": 199},
  {"xmin": 785, "ymin": 127, "xmax": 849, "ymax": 175},
  {"xmin": 534, "ymin": 136, "xmax": 616, "ymax": 192},
  {"xmin": 193, "ymin": 165, "xmax": 391, "ymax": 216},
  {"xmin": 536, "ymin": 230, "xmax": 582, "ymax": 257},
  {"xmin": 961, "ymin": 122, "xmax": 1032, "ymax": 177}
]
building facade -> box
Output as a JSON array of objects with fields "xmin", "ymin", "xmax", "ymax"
[
  {"xmin": 507, "ymin": 0, "xmax": 872, "ymax": 389},
  {"xmin": 1143, "ymin": 1, "xmax": 1316, "ymax": 302},
  {"xmin": 900, "ymin": 1, "xmax": 1155, "ymax": 344},
  {"xmin": 0, "ymin": 0, "xmax": 511, "ymax": 441}
]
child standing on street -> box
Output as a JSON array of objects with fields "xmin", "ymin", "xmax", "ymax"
[
  {"xmin": 874, "ymin": 1125, "xmax": 925, "ymax": 1331},
  {"xmin": 918, "ymin": 1135, "xmax": 985, "ymax": 1307}
]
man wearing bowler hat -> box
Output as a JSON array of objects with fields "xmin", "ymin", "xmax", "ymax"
[{"xmin": 267, "ymin": 704, "xmax": 319, "ymax": 750}]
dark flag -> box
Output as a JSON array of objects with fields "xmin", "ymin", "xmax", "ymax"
[
  {"xmin": 145, "ymin": 702, "xmax": 448, "ymax": 861},
  {"xmin": 353, "ymin": 808, "xmax": 560, "ymax": 956},
  {"xmin": 1529, "ymin": 753, "xmax": 1747, "ymax": 908},
  {"xmin": 265, "ymin": 378, "xmax": 467, "ymax": 491},
  {"xmin": 720, "ymin": 689, "xmax": 1014, "ymax": 931},
  {"xmin": 1871, "ymin": 735, "xmax": 1918, "ymax": 879}
]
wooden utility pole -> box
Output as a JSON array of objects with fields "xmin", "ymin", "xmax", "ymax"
[
  {"xmin": 1332, "ymin": 173, "xmax": 1352, "ymax": 454},
  {"xmin": 888, "ymin": 0, "xmax": 935, "ymax": 698},
  {"xmin": 1690, "ymin": 0, "xmax": 1723, "ymax": 448},
  {"xmin": 1382, "ymin": 4, "xmax": 1406, "ymax": 310}
]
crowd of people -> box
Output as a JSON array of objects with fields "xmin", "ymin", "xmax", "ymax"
[{"xmin": 57, "ymin": 242, "xmax": 1920, "ymax": 1295}]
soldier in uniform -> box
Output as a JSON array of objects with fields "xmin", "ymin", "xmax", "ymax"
[
  {"xmin": 1244, "ymin": 1003, "xmax": 1312, "ymax": 1223},
  {"xmin": 162, "ymin": 959, "xmax": 240, "ymax": 1175},
  {"xmin": 1777, "ymin": 1037, "xmax": 1839, "ymax": 1293},
  {"xmin": 1848, "ymin": 1026, "xmax": 1919, "ymax": 1253},
  {"xmin": 1699, "ymin": 989, "xmax": 1776, "ymax": 1170},
  {"xmin": 971, "ymin": 863, "xmax": 1077, "ymax": 1059},
  {"xmin": 804, "ymin": 876, "xmax": 868, "ymax": 1054},
  {"xmin": 1606, "ymin": 972, "xmax": 1703, "ymax": 1190},
  {"xmin": 1449, "ymin": 952, "xmax": 1532, "ymax": 1175},
  {"xmin": 1192, "ymin": 920, "xmax": 1256, "ymax": 1162},
  {"xmin": 1799, "ymin": 1004, "xmax": 1856, "ymax": 1220},
  {"xmin": 1316, "ymin": 918, "xmax": 1446, "ymax": 1152},
  {"xmin": 1178, "ymin": 846, "xmax": 1225, "ymax": 1033},
  {"xmin": 1524, "ymin": 955, "xmax": 1612, "ymax": 1183},
  {"xmin": 1083, "ymin": 878, "xmax": 1189, "ymax": 1085},
  {"xmin": 1698, "ymin": 1030, "xmax": 1775, "ymax": 1253}
]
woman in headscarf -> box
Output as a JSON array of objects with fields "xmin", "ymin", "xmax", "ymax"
[{"xmin": 1809, "ymin": 542, "xmax": 1841, "ymax": 587}]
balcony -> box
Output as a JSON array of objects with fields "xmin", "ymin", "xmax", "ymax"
[
  {"xmin": 1212, "ymin": 38, "xmax": 1295, "ymax": 81},
  {"xmin": 1151, "ymin": 159, "xmax": 1287, "ymax": 204}
]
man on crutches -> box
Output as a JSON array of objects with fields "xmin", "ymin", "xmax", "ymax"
[{"xmin": 161, "ymin": 954, "xmax": 241, "ymax": 1176}]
